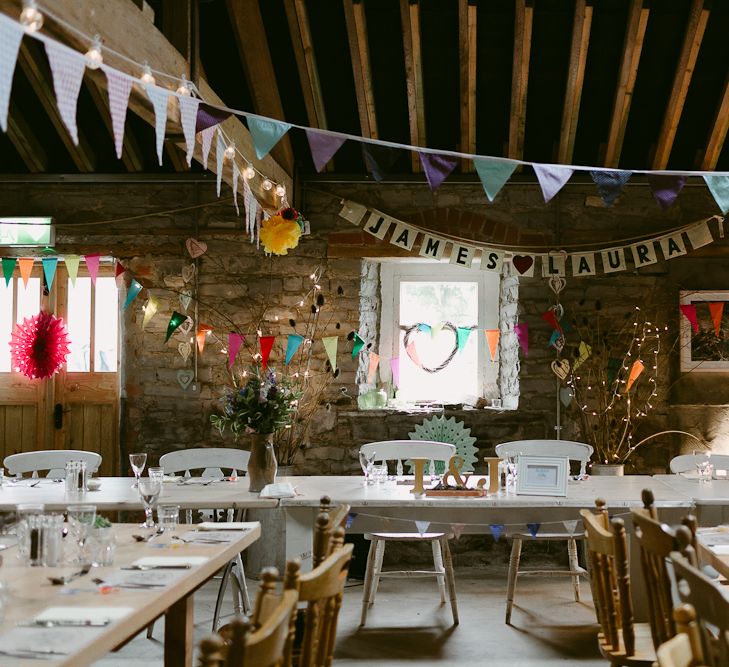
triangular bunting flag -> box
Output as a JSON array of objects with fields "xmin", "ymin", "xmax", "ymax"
[
  {"xmin": 489, "ymin": 524, "xmax": 505, "ymax": 541},
  {"xmin": 417, "ymin": 323, "xmax": 432, "ymax": 334},
  {"xmin": 709, "ymin": 302, "xmax": 724, "ymax": 337},
  {"xmin": 260, "ymin": 335, "xmax": 275, "ymax": 371},
  {"xmin": 123, "ymin": 279, "xmax": 143, "ymax": 310},
  {"xmin": 200, "ymin": 125, "xmax": 216, "ymax": 170},
  {"xmin": 228, "ymin": 333, "xmax": 244, "ymax": 369},
  {"xmin": 244, "ymin": 180, "xmax": 258, "ymax": 241},
  {"xmin": 548, "ymin": 330, "xmax": 562, "ymax": 348},
  {"xmin": 485, "ymin": 329, "xmax": 500, "ymax": 361},
  {"xmin": 415, "ymin": 520, "xmax": 430, "ymax": 536},
  {"xmin": 647, "ymin": 174, "xmax": 686, "ymax": 209},
  {"xmin": 0, "ymin": 15, "xmax": 23, "ymax": 133},
  {"xmin": 541, "ymin": 310, "xmax": 561, "ymax": 332},
  {"xmin": 406, "ymin": 341, "xmax": 422, "ymax": 367},
  {"xmin": 431, "ymin": 322, "xmax": 444, "ymax": 337},
  {"xmin": 165, "ymin": 311, "xmax": 187, "ymax": 343},
  {"xmin": 527, "ymin": 522, "xmax": 541, "ymax": 538},
  {"xmin": 451, "ymin": 523, "xmax": 466, "ymax": 540},
  {"xmin": 102, "ymin": 66, "xmax": 133, "ymax": 159},
  {"xmin": 473, "ymin": 158, "xmax": 518, "ymax": 202},
  {"xmin": 115, "ymin": 261, "xmax": 126, "ymax": 286},
  {"xmin": 573, "ymin": 341, "xmax": 592, "ymax": 371},
  {"xmin": 533, "ymin": 164, "xmax": 574, "ymax": 203},
  {"xmin": 145, "ymin": 85, "xmax": 170, "ymax": 166},
  {"xmin": 362, "ymin": 143, "xmax": 399, "ymax": 182},
  {"xmin": 84, "ymin": 254, "xmax": 100, "ymax": 286},
  {"xmin": 704, "ymin": 174, "xmax": 729, "ymax": 214},
  {"xmin": 515, "ymin": 322, "xmax": 528, "ymax": 356},
  {"xmin": 680, "ymin": 304, "xmax": 699, "ymax": 334},
  {"xmin": 285, "ymin": 334, "xmax": 304, "ymax": 364},
  {"xmin": 367, "ymin": 352, "xmax": 380, "ymax": 383},
  {"xmin": 196, "ymin": 324, "xmax": 213, "ymax": 354},
  {"xmin": 322, "ymin": 336, "xmax": 338, "ymax": 372},
  {"xmin": 178, "ymin": 95, "xmax": 200, "ymax": 166},
  {"xmin": 64, "ymin": 255, "xmax": 80, "ymax": 286},
  {"xmin": 351, "ymin": 332, "xmax": 365, "ymax": 358},
  {"xmin": 142, "ymin": 296, "xmax": 158, "ymax": 329},
  {"xmin": 345, "ymin": 512, "xmax": 357, "ymax": 530},
  {"xmin": 247, "ymin": 117, "xmax": 292, "ymax": 160},
  {"xmin": 562, "ymin": 519, "xmax": 579, "ymax": 535},
  {"xmin": 216, "ymin": 130, "xmax": 225, "ymax": 197},
  {"xmin": 419, "ymin": 152, "xmax": 458, "ymax": 190},
  {"xmin": 626, "ymin": 360, "xmax": 645, "ymax": 391},
  {"xmin": 232, "ymin": 161, "xmax": 240, "ymax": 215},
  {"xmin": 456, "ymin": 327, "xmax": 472, "ymax": 352},
  {"xmin": 1, "ymin": 257, "xmax": 15, "ymax": 286},
  {"xmin": 305, "ymin": 129, "xmax": 346, "ymax": 172},
  {"xmin": 44, "ymin": 40, "xmax": 86, "ymax": 145},
  {"xmin": 18, "ymin": 257, "xmax": 33, "ymax": 288},
  {"xmin": 41, "ymin": 257, "xmax": 57, "ymax": 291},
  {"xmin": 390, "ymin": 357, "xmax": 400, "ymax": 387},
  {"xmin": 590, "ymin": 170, "xmax": 632, "ymax": 207},
  {"xmin": 195, "ymin": 103, "xmax": 231, "ymax": 133}
]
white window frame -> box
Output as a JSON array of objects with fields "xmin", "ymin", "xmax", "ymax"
[{"xmin": 379, "ymin": 260, "xmax": 501, "ymax": 403}]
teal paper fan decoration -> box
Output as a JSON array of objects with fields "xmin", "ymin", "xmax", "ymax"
[{"xmin": 409, "ymin": 415, "xmax": 478, "ymax": 473}]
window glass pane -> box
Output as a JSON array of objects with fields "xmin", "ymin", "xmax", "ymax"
[
  {"xmin": 0, "ymin": 281, "xmax": 12, "ymax": 372},
  {"xmin": 94, "ymin": 277, "xmax": 118, "ymax": 372},
  {"xmin": 67, "ymin": 277, "xmax": 91, "ymax": 372},
  {"xmin": 16, "ymin": 277, "xmax": 40, "ymax": 323}
]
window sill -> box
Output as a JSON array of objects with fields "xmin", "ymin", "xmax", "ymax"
[{"xmin": 338, "ymin": 405, "xmax": 508, "ymax": 417}]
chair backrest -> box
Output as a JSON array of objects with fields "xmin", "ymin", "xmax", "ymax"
[
  {"xmin": 4, "ymin": 450, "xmax": 102, "ymax": 479},
  {"xmin": 359, "ymin": 440, "xmax": 456, "ymax": 477},
  {"xmin": 669, "ymin": 454, "xmax": 729, "ymax": 474},
  {"xmin": 495, "ymin": 439, "xmax": 593, "ymax": 477},
  {"xmin": 656, "ymin": 604, "xmax": 708, "ymax": 667},
  {"xmin": 314, "ymin": 497, "xmax": 351, "ymax": 568},
  {"xmin": 159, "ymin": 447, "xmax": 250, "ymax": 478},
  {"xmin": 670, "ymin": 551, "xmax": 729, "ymax": 667},
  {"xmin": 580, "ymin": 510, "xmax": 637, "ymax": 657}
]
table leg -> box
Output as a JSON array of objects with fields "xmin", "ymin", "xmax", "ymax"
[{"xmin": 165, "ymin": 594, "xmax": 193, "ymax": 667}]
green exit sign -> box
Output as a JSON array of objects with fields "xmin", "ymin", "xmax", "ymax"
[{"xmin": 0, "ymin": 217, "xmax": 54, "ymax": 246}]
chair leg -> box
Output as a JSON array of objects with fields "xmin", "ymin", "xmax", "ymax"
[
  {"xmin": 505, "ymin": 537, "xmax": 522, "ymax": 624},
  {"xmin": 441, "ymin": 538, "xmax": 459, "ymax": 626},
  {"xmin": 213, "ymin": 560, "xmax": 235, "ymax": 632},
  {"xmin": 567, "ymin": 537, "xmax": 581, "ymax": 602},
  {"xmin": 360, "ymin": 540, "xmax": 379, "ymax": 626},
  {"xmin": 431, "ymin": 540, "xmax": 446, "ymax": 604},
  {"xmin": 370, "ymin": 539, "xmax": 386, "ymax": 604}
]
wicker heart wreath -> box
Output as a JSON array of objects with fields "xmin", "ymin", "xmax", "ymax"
[{"xmin": 403, "ymin": 322, "xmax": 467, "ymax": 374}]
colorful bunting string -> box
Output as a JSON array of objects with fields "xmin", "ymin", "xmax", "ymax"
[
  {"xmin": 18, "ymin": 257, "xmax": 33, "ymax": 287},
  {"xmin": 709, "ymin": 302, "xmax": 724, "ymax": 336},
  {"xmin": 65, "ymin": 255, "xmax": 80, "ymax": 286},
  {"xmin": 285, "ymin": 334, "xmax": 304, "ymax": 365},
  {"xmin": 322, "ymin": 336, "xmax": 338, "ymax": 372},
  {"xmin": 228, "ymin": 333, "xmax": 244, "ymax": 369},
  {"xmin": 485, "ymin": 330, "xmax": 500, "ymax": 361},
  {"xmin": 165, "ymin": 311, "xmax": 187, "ymax": 343},
  {"xmin": 1, "ymin": 257, "xmax": 15, "ymax": 286},
  {"xmin": 123, "ymin": 279, "xmax": 143, "ymax": 310},
  {"xmin": 351, "ymin": 332, "xmax": 366, "ymax": 358},
  {"xmin": 679, "ymin": 304, "xmax": 699, "ymax": 334}
]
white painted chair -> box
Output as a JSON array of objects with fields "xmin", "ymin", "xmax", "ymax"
[
  {"xmin": 358, "ymin": 440, "xmax": 459, "ymax": 626},
  {"xmin": 669, "ymin": 453, "xmax": 729, "ymax": 474},
  {"xmin": 4, "ymin": 450, "xmax": 102, "ymax": 479},
  {"xmin": 494, "ymin": 439, "xmax": 593, "ymax": 624},
  {"xmin": 159, "ymin": 447, "xmax": 251, "ymax": 632}
]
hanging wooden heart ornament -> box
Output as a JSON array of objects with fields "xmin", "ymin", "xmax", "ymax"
[
  {"xmin": 548, "ymin": 274, "xmax": 567, "ymax": 295},
  {"xmin": 177, "ymin": 369, "xmax": 194, "ymax": 390},
  {"xmin": 178, "ymin": 341, "xmax": 192, "ymax": 362},
  {"xmin": 186, "ymin": 238, "xmax": 207, "ymax": 258},
  {"xmin": 550, "ymin": 358, "xmax": 570, "ymax": 380},
  {"xmin": 176, "ymin": 316, "xmax": 194, "ymax": 337},
  {"xmin": 181, "ymin": 263, "xmax": 196, "ymax": 283},
  {"xmin": 179, "ymin": 289, "xmax": 192, "ymax": 312}
]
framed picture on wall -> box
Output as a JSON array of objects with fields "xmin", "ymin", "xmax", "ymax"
[
  {"xmin": 679, "ymin": 290, "xmax": 729, "ymax": 372},
  {"xmin": 515, "ymin": 456, "xmax": 568, "ymax": 496}
]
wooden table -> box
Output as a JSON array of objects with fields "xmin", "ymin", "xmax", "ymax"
[
  {"xmin": 653, "ymin": 473, "xmax": 729, "ymax": 525},
  {"xmin": 0, "ymin": 522, "xmax": 260, "ymax": 666}
]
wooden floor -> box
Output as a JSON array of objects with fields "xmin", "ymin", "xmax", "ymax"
[{"xmin": 94, "ymin": 565, "xmax": 603, "ymax": 666}]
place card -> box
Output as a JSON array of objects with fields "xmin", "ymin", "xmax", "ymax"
[
  {"xmin": 131, "ymin": 556, "xmax": 208, "ymax": 567},
  {"xmin": 34, "ymin": 606, "xmax": 132, "ymax": 625},
  {"xmin": 102, "ymin": 569, "xmax": 186, "ymax": 589},
  {"xmin": 179, "ymin": 530, "xmax": 242, "ymax": 544},
  {"xmin": 197, "ymin": 522, "xmax": 257, "ymax": 531}
]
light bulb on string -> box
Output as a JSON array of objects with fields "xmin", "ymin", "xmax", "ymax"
[
  {"xmin": 20, "ymin": 0, "xmax": 43, "ymax": 33},
  {"xmin": 85, "ymin": 35, "xmax": 103, "ymax": 69},
  {"xmin": 176, "ymin": 75, "xmax": 192, "ymax": 96},
  {"xmin": 140, "ymin": 63, "xmax": 156, "ymax": 86},
  {"xmin": 261, "ymin": 179, "xmax": 273, "ymax": 191},
  {"xmin": 275, "ymin": 184, "xmax": 286, "ymax": 198},
  {"xmin": 224, "ymin": 142, "xmax": 236, "ymax": 161},
  {"xmin": 243, "ymin": 165, "xmax": 256, "ymax": 180}
]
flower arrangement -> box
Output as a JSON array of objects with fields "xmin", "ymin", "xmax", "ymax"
[{"xmin": 259, "ymin": 207, "xmax": 305, "ymax": 256}]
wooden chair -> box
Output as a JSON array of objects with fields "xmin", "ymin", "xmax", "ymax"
[
  {"xmin": 580, "ymin": 508, "xmax": 656, "ymax": 666},
  {"xmin": 4, "ymin": 450, "xmax": 102, "ymax": 479},
  {"xmin": 669, "ymin": 454, "xmax": 729, "ymax": 474},
  {"xmin": 656, "ymin": 604, "xmax": 709, "ymax": 667},
  {"xmin": 669, "ymin": 549, "xmax": 729, "ymax": 666},
  {"xmin": 358, "ymin": 440, "xmax": 458, "ymax": 626},
  {"xmin": 315, "ymin": 496, "xmax": 350, "ymax": 568},
  {"xmin": 198, "ymin": 565, "xmax": 299, "ymax": 667},
  {"xmin": 495, "ymin": 439, "xmax": 593, "ymax": 623}
]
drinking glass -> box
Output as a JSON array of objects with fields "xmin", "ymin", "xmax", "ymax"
[
  {"xmin": 372, "ymin": 464, "xmax": 388, "ymax": 484},
  {"xmin": 16, "ymin": 503, "xmax": 45, "ymax": 561},
  {"xmin": 359, "ymin": 451, "xmax": 376, "ymax": 485},
  {"xmin": 88, "ymin": 527, "xmax": 116, "ymax": 567},
  {"xmin": 138, "ymin": 478, "xmax": 162, "ymax": 529},
  {"xmin": 66, "ymin": 504, "xmax": 96, "ymax": 564},
  {"xmin": 157, "ymin": 504, "xmax": 179, "ymax": 533},
  {"xmin": 693, "ymin": 450, "xmax": 713, "ymax": 482},
  {"xmin": 129, "ymin": 453, "xmax": 147, "ymax": 488}
]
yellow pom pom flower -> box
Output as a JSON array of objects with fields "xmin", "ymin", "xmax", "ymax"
[{"xmin": 260, "ymin": 215, "xmax": 302, "ymax": 255}]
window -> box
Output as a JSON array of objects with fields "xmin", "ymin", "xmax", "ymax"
[
  {"xmin": 0, "ymin": 277, "xmax": 41, "ymax": 372},
  {"xmin": 379, "ymin": 262, "xmax": 500, "ymax": 404}
]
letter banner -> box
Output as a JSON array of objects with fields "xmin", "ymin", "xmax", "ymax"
[
  {"xmin": 541, "ymin": 254, "xmax": 566, "ymax": 277},
  {"xmin": 600, "ymin": 247, "xmax": 626, "ymax": 273},
  {"xmin": 449, "ymin": 244, "xmax": 475, "ymax": 268},
  {"xmin": 363, "ymin": 211, "xmax": 391, "ymax": 240},
  {"xmin": 571, "ymin": 253, "xmax": 596, "ymax": 276},
  {"xmin": 339, "ymin": 200, "xmax": 368, "ymax": 225},
  {"xmin": 389, "ymin": 222, "xmax": 417, "ymax": 251},
  {"xmin": 480, "ymin": 248, "xmax": 504, "ymax": 273},
  {"xmin": 659, "ymin": 234, "xmax": 687, "ymax": 260},
  {"xmin": 630, "ymin": 241, "xmax": 658, "ymax": 267},
  {"xmin": 419, "ymin": 234, "xmax": 446, "ymax": 260},
  {"xmin": 686, "ymin": 221, "xmax": 714, "ymax": 249}
]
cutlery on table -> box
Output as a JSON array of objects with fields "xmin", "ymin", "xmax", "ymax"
[
  {"xmin": 120, "ymin": 564, "xmax": 191, "ymax": 570},
  {"xmin": 48, "ymin": 564, "xmax": 92, "ymax": 585},
  {"xmin": 132, "ymin": 528, "xmax": 164, "ymax": 542},
  {"xmin": 0, "ymin": 648, "xmax": 68, "ymax": 659},
  {"xmin": 20, "ymin": 619, "xmax": 110, "ymax": 628},
  {"xmin": 92, "ymin": 577, "xmax": 165, "ymax": 589}
]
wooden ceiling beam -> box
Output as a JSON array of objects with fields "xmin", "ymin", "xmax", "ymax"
[
  {"xmin": 6, "ymin": 100, "xmax": 48, "ymax": 172},
  {"xmin": 652, "ymin": 0, "xmax": 710, "ymax": 169},
  {"xmin": 161, "ymin": 0, "xmax": 191, "ymax": 61},
  {"xmin": 702, "ymin": 74, "xmax": 729, "ymax": 170},
  {"xmin": 401, "ymin": 0, "xmax": 425, "ymax": 172},
  {"xmin": 604, "ymin": 0, "xmax": 650, "ymax": 167},
  {"xmin": 17, "ymin": 42, "xmax": 96, "ymax": 172},
  {"xmin": 508, "ymin": 0, "xmax": 533, "ymax": 161},
  {"xmin": 558, "ymin": 0, "xmax": 592, "ymax": 165},
  {"xmin": 165, "ymin": 141, "xmax": 189, "ymax": 172},
  {"xmin": 343, "ymin": 0, "xmax": 378, "ymax": 139},
  {"xmin": 458, "ymin": 0, "xmax": 477, "ymax": 172},
  {"xmin": 226, "ymin": 0, "xmax": 294, "ymax": 176}
]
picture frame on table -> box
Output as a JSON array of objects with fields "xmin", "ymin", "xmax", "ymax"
[{"xmin": 515, "ymin": 456, "xmax": 568, "ymax": 497}]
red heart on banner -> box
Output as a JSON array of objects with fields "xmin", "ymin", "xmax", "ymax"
[
  {"xmin": 512, "ymin": 255, "xmax": 534, "ymax": 275},
  {"xmin": 186, "ymin": 238, "xmax": 207, "ymax": 258}
]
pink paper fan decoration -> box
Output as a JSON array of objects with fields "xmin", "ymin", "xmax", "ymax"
[{"xmin": 10, "ymin": 311, "xmax": 71, "ymax": 379}]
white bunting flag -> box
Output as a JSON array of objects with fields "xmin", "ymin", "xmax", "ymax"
[
  {"xmin": 659, "ymin": 233, "xmax": 687, "ymax": 260},
  {"xmin": 216, "ymin": 130, "xmax": 225, "ymax": 197},
  {"xmin": 232, "ymin": 161, "xmax": 240, "ymax": 216},
  {"xmin": 0, "ymin": 16, "xmax": 24, "ymax": 132},
  {"xmin": 389, "ymin": 222, "xmax": 417, "ymax": 251},
  {"xmin": 362, "ymin": 212, "xmax": 391, "ymax": 240},
  {"xmin": 367, "ymin": 352, "xmax": 380, "ymax": 384},
  {"xmin": 44, "ymin": 40, "xmax": 86, "ymax": 145},
  {"xmin": 571, "ymin": 252, "xmax": 596, "ymax": 276},
  {"xmin": 630, "ymin": 241, "xmax": 658, "ymax": 267},
  {"xmin": 479, "ymin": 248, "xmax": 504, "ymax": 273},
  {"xmin": 200, "ymin": 125, "xmax": 216, "ymax": 170},
  {"xmin": 102, "ymin": 66, "xmax": 133, "ymax": 159},
  {"xmin": 145, "ymin": 85, "xmax": 169, "ymax": 166},
  {"xmin": 419, "ymin": 234, "xmax": 446, "ymax": 260},
  {"xmin": 449, "ymin": 244, "xmax": 475, "ymax": 268},
  {"xmin": 339, "ymin": 200, "xmax": 368, "ymax": 225},
  {"xmin": 451, "ymin": 523, "xmax": 466, "ymax": 540},
  {"xmin": 600, "ymin": 247, "xmax": 626, "ymax": 273},
  {"xmin": 244, "ymin": 179, "xmax": 258, "ymax": 241},
  {"xmin": 562, "ymin": 519, "xmax": 579, "ymax": 535},
  {"xmin": 685, "ymin": 221, "xmax": 713, "ymax": 249},
  {"xmin": 178, "ymin": 95, "xmax": 200, "ymax": 166},
  {"xmin": 415, "ymin": 520, "xmax": 430, "ymax": 536},
  {"xmin": 541, "ymin": 253, "xmax": 566, "ymax": 277}
]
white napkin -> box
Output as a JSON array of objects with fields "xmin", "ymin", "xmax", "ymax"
[
  {"xmin": 198, "ymin": 522, "xmax": 256, "ymax": 531},
  {"xmin": 163, "ymin": 475, "xmax": 182, "ymax": 483},
  {"xmin": 34, "ymin": 606, "xmax": 132, "ymax": 624},
  {"xmin": 710, "ymin": 545, "xmax": 729, "ymax": 555},
  {"xmin": 132, "ymin": 556, "xmax": 208, "ymax": 567},
  {"xmin": 259, "ymin": 482, "xmax": 296, "ymax": 498}
]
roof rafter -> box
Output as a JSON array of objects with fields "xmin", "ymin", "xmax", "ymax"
[
  {"xmin": 343, "ymin": 0, "xmax": 377, "ymax": 139},
  {"xmin": 508, "ymin": 0, "xmax": 533, "ymax": 161},
  {"xmin": 6, "ymin": 100, "xmax": 48, "ymax": 172},
  {"xmin": 400, "ymin": 0, "xmax": 425, "ymax": 172},
  {"xmin": 458, "ymin": 0, "xmax": 477, "ymax": 172},
  {"xmin": 702, "ymin": 74, "xmax": 729, "ymax": 170}
]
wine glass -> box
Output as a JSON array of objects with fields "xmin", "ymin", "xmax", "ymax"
[
  {"xmin": 693, "ymin": 449, "xmax": 712, "ymax": 482},
  {"xmin": 359, "ymin": 451, "xmax": 376, "ymax": 485},
  {"xmin": 66, "ymin": 504, "xmax": 96, "ymax": 564},
  {"xmin": 129, "ymin": 453, "xmax": 147, "ymax": 488},
  {"xmin": 138, "ymin": 478, "xmax": 162, "ymax": 529}
]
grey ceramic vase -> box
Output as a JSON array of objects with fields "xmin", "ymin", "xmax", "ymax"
[{"xmin": 248, "ymin": 433, "xmax": 277, "ymax": 492}]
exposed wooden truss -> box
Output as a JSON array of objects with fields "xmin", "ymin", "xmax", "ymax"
[
  {"xmin": 558, "ymin": 0, "xmax": 592, "ymax": 165},
  {"xmin": 343, "ymin": 0, "xmax": 377, "ymax": 139},
  {"xmin": 652, "ymin": 0, "xmax": 710, "ymax": 169},
  {"xmin": 400, "ymin": 0, "xmax": 425, "ymax": 172},
  {"xmin": 6, "ymin": 100, "xmax": 48, "ymax": 172},
  {"xmin": 508, "ymin": 0, "xmax": 533, "ymax": 161},
  {"xmin": 604, "ymin": 0, "xmax": 650, "ymax": 168},
  {"xmin": 161, "ymin": 0, "xmax": 191, "ymax": 61},
  {"xmin": 458, "ymin": 0, "xmax": 477, "ymax": 172},
  {"xmin": 702, "ymin": 75, "xmax": 729, "ymax": 170}
]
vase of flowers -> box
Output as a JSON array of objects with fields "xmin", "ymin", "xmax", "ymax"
[{"xmin": 210, "ymin": 368, "xmax": 301, "ymax": 492}]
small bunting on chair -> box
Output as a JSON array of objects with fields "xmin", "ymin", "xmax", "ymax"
[
  {"xmin": 562, "ymin": 519, "xmax": 579, "ymax": 535},
  {"xmin": 415, "ymin": 520, "xmax": 430, "ymax": 536},
  {"xmin": 527, "ymin": 523, "xmax": 541, "ymax": 538},
  {"xmin": 489, "ymin": 524, "xmax": 505, "ymax": 541},
  {"xmin": 451, "ymin": 523, "xmax": 465, "ymax": 540},
  {"xmin": 345, "ymin": 513, "xmax": 357, "ymax": 530}
]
